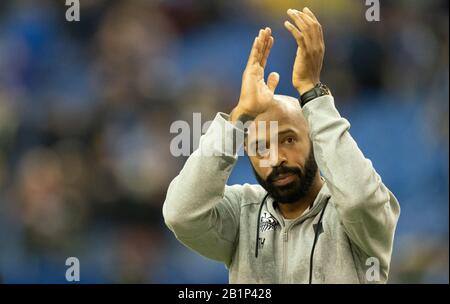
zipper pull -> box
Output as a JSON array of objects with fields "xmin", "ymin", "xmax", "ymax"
[{"xmin": 283, "ymin": 231, "xmax": 288, "ymax": 242}]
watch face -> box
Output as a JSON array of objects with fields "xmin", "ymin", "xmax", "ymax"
[
  {"xmin": 318, "ymin": 83, "xmax": 331, "ymax": 96},
  {"xmin": 317, "ymin": 83, "xmax": 326, "ymax": 91}
]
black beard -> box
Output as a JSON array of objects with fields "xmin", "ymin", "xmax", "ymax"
[{"xmin": 252, "ymin": 147, "xmax": 318, "ymax": 204}]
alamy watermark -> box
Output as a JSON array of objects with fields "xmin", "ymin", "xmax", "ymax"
[
  {"xmin": 170, "ymin": 113, "xmax": 280, "ymax": 168},
  {"xmin": 365, "ymin": 0, "xmax": 380, "ymax": 22},
  {"xmin": 65, "ymin": 0, "xmax": 80, "ymax": 22},
  {"xmin": 365, "ymin": 257, "xmax": 381, "ymax": 282},
  {"xmin": 64, "ymin": 1, "xmax": 379, "ymax": 24},
  {"xmin": 65, "ymin": 257, "xmax": 80, "ymax": 282}
]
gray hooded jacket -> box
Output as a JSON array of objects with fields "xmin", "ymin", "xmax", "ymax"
[{"xmin": 163, "ymin": 95, "xmax": 400, "ymax": 283}]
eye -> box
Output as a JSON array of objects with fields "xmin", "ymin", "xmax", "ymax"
[
  {"xmin": 283, "ymin": 136, "xmax": 296, "ymax": 144},
  {"xmin": 257, "ymin": 142, "xmax": 269, "ymax": 157}
]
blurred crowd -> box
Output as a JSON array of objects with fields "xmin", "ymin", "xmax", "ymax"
[{"xmin": 0, "ymin": 0, "xmax": 448, "ymax": 283}]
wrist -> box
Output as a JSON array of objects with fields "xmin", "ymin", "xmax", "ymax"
[
  {"xmin": 299, "ymin": 82, "xmax": 331, "ymax": 107},
  {"xmin": 230, "ymin": 106, "xmax": 256, "ymax": 124},
  {"xmin": 297, "ymin": 80, "xmax": 320, "ymax": 96}
]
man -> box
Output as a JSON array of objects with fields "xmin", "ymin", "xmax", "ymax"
[{"xmin": 163, "ymin": 7, "xmax": 400, "ymax": 283}]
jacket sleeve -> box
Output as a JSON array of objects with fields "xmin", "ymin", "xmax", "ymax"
[
  {"xmin": 302, "ymin": 95, "xmax": 401, "ymax": 272},
  {"xmin": 162, "ymin": 112, "xmax": 245, "ymax": 267}
]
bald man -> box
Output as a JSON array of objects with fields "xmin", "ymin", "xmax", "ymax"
[{"xmin": 163, "ymin": 8, "xmax": 400, "ymax": 283}]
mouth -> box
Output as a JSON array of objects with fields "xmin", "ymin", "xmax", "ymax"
[{"xmin": 271, "ymin": 173, "xmax": 296, "ymax": 186}]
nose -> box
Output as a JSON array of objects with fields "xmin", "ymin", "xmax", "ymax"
[{"xmin": 267, "ymin": 146, "xmax": 287, "ymax": 168}]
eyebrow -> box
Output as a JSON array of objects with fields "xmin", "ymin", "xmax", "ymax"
[{"xmin": 277, "ymin": 128, "xmax": 297, "ymax": 137}]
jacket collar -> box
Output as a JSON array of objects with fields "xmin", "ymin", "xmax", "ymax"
[{"xmin": 265, "ymin": 180, "xmax": 331, "ymax": 226}]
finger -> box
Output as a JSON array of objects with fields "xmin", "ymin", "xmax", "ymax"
[
  {"xmin": 284, "ymin": 20, "xmax": 306, "ymax": 49},
  {"xmin": 319, "ymin": 25, "xmax": 324, "ymax": 43},
  {"xmin": 287, "ymin": 9, "xmax": 309, "ymax": 40},
  {"xmin": 261, "ymin": 36, "xmax": 274, "ymax": 68},
  {"xmin": 298, "ymin": 11, "xmax": 315, "ymax": 25},
  {"xmin": 303, "ymin": 7, "xmax": 318, "ymax": 22},
  {"xmin": 259, "ymin": 29, "xmax": 270, "ymax": 62},
  {"xmin": 256, "ymin": 29, "xmax": 265, "ymax": 62},
  {"xmin": 303, "ymin": 7, "xmax": 324, "ymax": 41},
  {"xmin": 246, "ymin": 37, "xmax": 259, "ymax": 67},
  {"xmin": 259, "ymin": 27, "xmax": 271, "ymax": 64},
  {"xmin": 246, "ymin": 30, "xmax": 264, "ymax": 68},
  {"xmin": 298, "ymin": 11, "xmax": 323, "ymax": 45},
  {"xmin": 267, "ymin": 72, "xmax": 280, "ymax": 92},
  {"xmin": 293, "ymin": 10, "xmax": 316, "ymax": 44}
]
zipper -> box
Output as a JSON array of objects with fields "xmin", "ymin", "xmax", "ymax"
[
  {"xmin": 270, "ymin": 197, "xmax": 328, "ymax": 283},
  {"xmin": 280, "ymin": 221, "xmax": 304, "ymax": 283},
  {"xmin": 281, "ymin": 229, "xmax": 288, "ymax": 283}
]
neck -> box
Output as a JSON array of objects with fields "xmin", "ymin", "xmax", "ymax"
[{"xmin": 277, "ymin": 173, "xmax": 324, "ymax": 220}]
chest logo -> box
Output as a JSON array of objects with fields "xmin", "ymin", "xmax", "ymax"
[{"xmin": 259, "ymin": 211, "xmax": 279, "ymax": 232}]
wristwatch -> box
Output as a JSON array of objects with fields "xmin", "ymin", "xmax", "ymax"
[{"xmin": 299, "ymin": 82, "xmax": 331, "ymax": 107}]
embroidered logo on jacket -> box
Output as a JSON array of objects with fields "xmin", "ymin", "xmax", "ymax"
[{"xmin": 259, "ymin": 211, "xmax": 279, "ymax": 232}]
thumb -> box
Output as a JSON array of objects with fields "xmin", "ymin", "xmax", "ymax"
[{"xmin": 267, "ymin": 72, "xmax": 280, "ymax": 92}]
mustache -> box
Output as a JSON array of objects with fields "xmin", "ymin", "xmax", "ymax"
[{"xmin": 267, "ymin": 166, "xmax": 302, "ymax": 183}]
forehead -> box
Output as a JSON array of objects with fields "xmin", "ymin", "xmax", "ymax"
[{"xmin": 248, "ymin": 96, "xmax": 308, "ymax": 141}]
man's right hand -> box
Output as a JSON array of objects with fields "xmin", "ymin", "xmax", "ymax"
[{"xmin": 231, "ymin": 27, "xmax": 280, "ymax": 124}]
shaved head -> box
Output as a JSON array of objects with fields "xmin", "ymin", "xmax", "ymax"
[
  {"xmin": 255, "ymin": 94, "xmax": 306, "ymax": 123},
  {"xmin": 253, "ymin": 94, "xmax": 310, "ymax": 141}
]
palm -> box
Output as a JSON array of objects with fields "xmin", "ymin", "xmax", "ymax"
[
  {"xmin": 241, "ymin": 67, "xmax": 274, "ymax": 112},
  {"xmin": 292, "ymin": 48, "xmax": 305, "ymax": 88},
  {"xmin": 284, "ymin": 8, "xmax": 325, "ymax": 93},
  {"xmin": 238, "ymin": 28, "xmax": 279, "ymax": 117}
]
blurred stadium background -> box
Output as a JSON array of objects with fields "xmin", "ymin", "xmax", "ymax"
[{"xmin": 0, "ymin": 0, "xmax": 448, "ymax": 283}]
